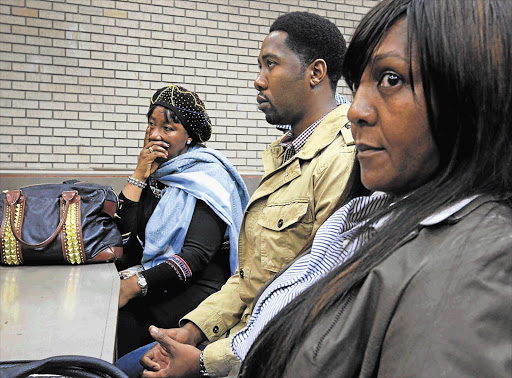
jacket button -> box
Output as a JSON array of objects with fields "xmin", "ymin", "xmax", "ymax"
[
  {"xmin": 277, "ymin": 219, "xmax": 283, "ymax": 228},
  {"xmin": 239, "ymin": 269, "xmax": 244, "ymax": 278},
  {"xmin": 213, "ymin": 326, "xmax": 219, "ymax": 333}
]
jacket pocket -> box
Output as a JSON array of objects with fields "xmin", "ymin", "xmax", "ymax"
[{"xmin": 258, "ymin": 199, "xmax": 313, "ymax": 273}]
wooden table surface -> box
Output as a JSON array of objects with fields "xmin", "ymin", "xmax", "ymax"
[{"xmin": 0, "ymin": 263, "xmax": 120, "ymax": 362}]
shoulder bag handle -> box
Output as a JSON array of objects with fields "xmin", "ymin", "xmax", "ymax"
[{"xmin": 7, "ymin": 190, "xmax": 78, "ymax": 249}]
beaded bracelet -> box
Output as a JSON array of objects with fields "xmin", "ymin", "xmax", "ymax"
[
  {"xmin": 199, "ymin": 351, "xmax": 211, "ymax": 377},
  {"xmin": 127, "ymin": 176, "xmax": 147, "ymax": 189}
]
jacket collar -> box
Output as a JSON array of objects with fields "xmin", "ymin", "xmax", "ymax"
[
  {"xmin": 420, "ymin": 195, "xmax": 479, "ymax": 226},
  {"xmin": 247, "ymin": 104, "xmax": 352, "ymax": 205},
  {"xmin": 422, "ymin": 193, "xmax": 510, "ymax": 225},
  {"xmin": 393, "ymin": 193, "xmax": 508, "ymax": 249},
  {"xmin": 262, "ymin": 104, "xmax": 352, "ymax": 174}
]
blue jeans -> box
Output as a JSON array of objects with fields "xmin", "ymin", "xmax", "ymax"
[{"xmin": 115, "ymin": 342, "xmax": 157, "ymax": 377}]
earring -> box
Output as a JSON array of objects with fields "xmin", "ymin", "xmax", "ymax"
[{"xmin": 187, "ymin": 140, "xmax": 191, "ymax": 145}]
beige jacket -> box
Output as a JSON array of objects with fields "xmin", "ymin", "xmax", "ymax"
[{"xmin": 182, "ymin": 104, "xmax": 355, "ymax": 377}]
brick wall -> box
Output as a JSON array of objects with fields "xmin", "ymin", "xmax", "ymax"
[{"xmin": 0, "ymin": 0, "xmax": 379, "ymax": 174}]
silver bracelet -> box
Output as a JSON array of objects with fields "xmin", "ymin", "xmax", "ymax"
[
  {"xmin": 127, "ymin": 176, "xmax": 147, "ymax": 189},
  {"xmin": 199, "ymin": 350, "xmax": 211, "ymax": 377}
]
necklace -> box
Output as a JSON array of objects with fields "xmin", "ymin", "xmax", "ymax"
[{"xmin": 149, "ymin": 177, "xmax": 164, "ymax": 199}]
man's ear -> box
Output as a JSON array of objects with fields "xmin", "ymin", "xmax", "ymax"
[{"xmin": 309, "ymin": 59, "xmax": 328, "ymax": 87}]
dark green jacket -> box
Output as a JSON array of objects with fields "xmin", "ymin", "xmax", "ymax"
[{"xmin": 283, "ymin": 196, "xmax": 512, "ymax": 377}]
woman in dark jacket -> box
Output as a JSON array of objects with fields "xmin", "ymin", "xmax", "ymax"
[
  {"xmin": 226, "ymin": 0, "xmax": 512, "ymax": 377},
  {"xmin": 114, "ymin": 85, "xmax": 249, "ymax": 357}
]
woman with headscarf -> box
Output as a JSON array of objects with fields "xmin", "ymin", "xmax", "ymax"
[
  {"xmin": 114, "ymin": 84, "xmax": 249, "ymax": 357},
  {"xmin": 122, "ymin": 0, "xmax": 512, "ymax": 374}
]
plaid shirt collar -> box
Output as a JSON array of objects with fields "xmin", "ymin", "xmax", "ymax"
[{"xmin": 280, "ymin": 114, "xmax": 327, "ymax": 165}]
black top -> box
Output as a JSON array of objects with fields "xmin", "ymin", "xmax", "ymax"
[{"xmin": 115, "ymin": 180, "xmax": 230, "ymax": 295}]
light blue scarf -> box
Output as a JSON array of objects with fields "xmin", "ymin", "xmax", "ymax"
[{"xmin": 142, "ymin": 146, "xmax": 250, "ymax": 275}]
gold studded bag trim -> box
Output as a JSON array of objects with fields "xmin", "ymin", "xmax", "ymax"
[
  {"xmin": 0, "ymin": 184, "xmax": 123, "ymax": 266},
  {"xmin": 0, "ymin": 190, "xmax": 86, "ymax": 265},
  {"xmin": 0, "ymin": 198, "xmax": 24, "ymax": 265},
  {"xmin": 60, "ymin": 195, "xmax": 85, "ymax": 264}
]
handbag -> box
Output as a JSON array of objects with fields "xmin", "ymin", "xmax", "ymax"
[
  {"xmin": 0, "ymin": 181, "xmax": 123, "ymax": 265},
  {"xmin": 0, "ymin": 355, "xmax": 129, "ymax": 378}
]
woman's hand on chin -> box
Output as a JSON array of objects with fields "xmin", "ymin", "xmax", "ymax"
[{"xmin": 135, "ymin": 126, "xmax": 163, "ymax": 180}]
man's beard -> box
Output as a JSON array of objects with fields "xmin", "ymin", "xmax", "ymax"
[{"xmin": 264, "ymin": 107, "xmax": 285, "ymax": 125}]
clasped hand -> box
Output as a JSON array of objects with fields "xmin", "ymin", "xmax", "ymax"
[{"xmin": 140, "ymin": 326, "xmax": 202, "ymax": 378}]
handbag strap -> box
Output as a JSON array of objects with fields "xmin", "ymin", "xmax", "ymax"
[{"xmin": 7, "ymin": 190, "xmax": 78, "ymax": 249}]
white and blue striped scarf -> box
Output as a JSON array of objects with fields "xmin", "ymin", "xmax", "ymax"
[
  {"xmin": 231, "ymin": 191, "xmax": 392, "ymax": 360},
  {"xmin": 141, "ymin": 146, "xmax": 250, "ymax": 275}
]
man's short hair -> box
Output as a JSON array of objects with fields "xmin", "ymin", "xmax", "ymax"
[{"xmin": 270, "ymin": 12, "xmax": 346, "ymax": 90}]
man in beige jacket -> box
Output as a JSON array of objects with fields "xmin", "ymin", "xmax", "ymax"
[{"xmin": 117, "ymin": 12, "xmax": 355, "ymax": 377}]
